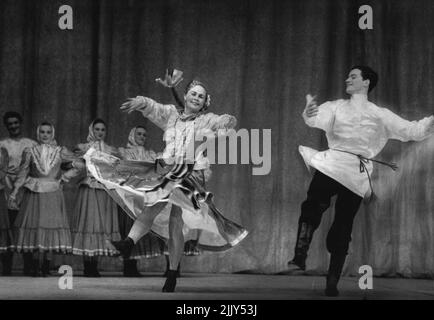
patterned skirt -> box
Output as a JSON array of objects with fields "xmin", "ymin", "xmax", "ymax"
[
  {"xmin": 0, "ymin": 190, "xmax": 11, "ymax": 252},
  {"xmin": 11, "ymin": 189, "xmax": 72, "ymax": 253},
  {"xmin": 71, "ymin": 185, "xmax": 121, "ymax": 256},
  {"xmin": 84, "ymin": 148, "xmax": 248, "ymax": 252}
]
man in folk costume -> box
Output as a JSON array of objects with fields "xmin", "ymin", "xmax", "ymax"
[
  {"xmin": 286, "ymin": 66, "xmax": 434, "ymax": 296},
  {"xmin": 0, "ymin": 112, "xmax": 37, "ymax": 275}
]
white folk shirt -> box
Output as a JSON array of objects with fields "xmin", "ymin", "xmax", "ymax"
[{"xmin": 299, "ymin": 94, "xmax": 433, "ymax": 198}]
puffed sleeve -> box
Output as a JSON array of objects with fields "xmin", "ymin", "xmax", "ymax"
[
  {"xmin": 0, "ymin": 147, "xmax": 9, "ymax": 181},
  {"xmin": 11, "ymin": 148, "xmax": 31, "ymax": 194},
  {"xmin": 197, "ymin": 112, "xmax": 237, "ymax": 138},
  {"xmin": 134, "ymin": 96, "xmax": 178, "ymax": 130}
]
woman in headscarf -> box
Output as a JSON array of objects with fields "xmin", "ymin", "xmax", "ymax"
[
  {"xmin": 85, "ymin": 70, "xmax": 248, "ymax": 292},
  {"xmin": 117, "ymin": 126, "xmax": 200, "ymax": 277},
  {"xmin": 8, "ymin": 122, "xmax": 80, "ymax": 276},
  {"xmin": 71, "ymin": 118, "xmax": 121, "ymax": 277},
  {"xmin": 0, "ymin": 147, "xmax": 10, "ymax": 270}
]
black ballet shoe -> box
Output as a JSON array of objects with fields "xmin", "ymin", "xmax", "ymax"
[
  {"xmin": 110, "ymin": 237, "xmax": 134, "ymax": 259},
  {"xmin": 162, "ymin": 270, "xmax": 177, "ymax": 292},
  {"xmin": 163, "ymin": 262, "xmax": 181, "ymax": 278}
]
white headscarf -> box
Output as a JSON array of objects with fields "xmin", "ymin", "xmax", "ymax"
[
  {"xmin": 36, "ymin": 123, "xmax": 57, "ymax": 146},
  {"xmin": 87, "ymin": 119, "xmax": 107, "ymax": 151},
  {"xmin": 32, "ymin": 123, "xmax": 61, "ymax": 175},
  {"xmin": 127, "ymin": 126, "xmax": 147, "ymax": 148},
  {"xmin": 123, "ymin": 126, "xmax": 158, "ymax": 162}
]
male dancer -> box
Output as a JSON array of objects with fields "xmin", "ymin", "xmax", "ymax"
[
  {"xmin": 0, "ymin": 112, "xmax": 36, "ymax": 275},
  {"xmin": 287, "ymin": 66, "xmax": 434, "ymax": 296}
]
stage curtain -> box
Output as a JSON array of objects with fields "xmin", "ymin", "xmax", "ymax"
[{"xmin": 0, "ymin": 0, "xmax": 433, "ymax": 277}]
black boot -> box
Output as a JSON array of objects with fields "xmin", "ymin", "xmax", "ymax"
[
  {"xmin": 1, "ymin": 252, "xmax": 13, "ymax": 276},
  {"xmin": 286, "ymin": 222, "xmax": 315, "ymax": 271},
  {"xmin": 23, "ymin": 252, "xmax": 33, "ymax": 276},
  {"xmin": 41, "ymin": 259, "xmax": 51, "ymax": 277},
  {"xmin": 123, "ymin": 259, "xmax": 142, "ymax": 277},
  {"xmin": 83, "ymin": 260, "xmax": 91, "ymax": 277},
  {"xmin": 32, "ymin": 259, "xmax": 42, "ymax": 277},
  {"xmin": 324, "ymin": 253, "xmax": 347, "ymax": 297},
  {"xmin": 111, "ymin": 237, "xmax": 134, "ymax": 259},
  {"xmin": 90, "ymin": 259, "xmax": 101, "ymax": 277},
  {"xmin": 162, "ymin": 269, "xmax": 178, "ymax": 292}
]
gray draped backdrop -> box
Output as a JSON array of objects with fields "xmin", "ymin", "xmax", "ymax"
[{"xmin": 0, "ymin": 0, "xmax": 433, "ymax": 277}]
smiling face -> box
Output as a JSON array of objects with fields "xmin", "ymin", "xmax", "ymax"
[
  {"xmin": 345, "ymin": 68, "xmax": 369, "ymax": 95},
  {"xmin": 184, "ymin": 85, "xmax": 207, "ymax": 115},
  {"xmin": 134, "ymin": 127, "xmax": 147, "ymax": 146},
  {"xmin": 39, "ymin": 125, "xmax": 53, "ymax": 144},
  {"xmin": 6, "ymin": 117, "xmax": 22, "ymax": 138},
  {"xmin": 93, "ymin": 122, "xmax": 106, "ymax": 141}
]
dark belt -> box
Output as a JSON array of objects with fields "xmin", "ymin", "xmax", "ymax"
[{"xmin": 331, "ymin": 148, "xmax": 398, "ymax": 198}]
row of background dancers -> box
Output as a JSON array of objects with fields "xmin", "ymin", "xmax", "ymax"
[{"xmin": 0, "ymin": 114, "xmax": 197, "ymax": 278}]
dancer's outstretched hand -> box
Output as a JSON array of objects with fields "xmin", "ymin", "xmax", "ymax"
[
  {"xmin": 304, "ymin": 94, "xmax": 318, "ymax": 118},
  {"xmin": 155, "ymin": 69, "xmax": 184, "ymax": 88},
  {"xmin": 120, "ymin": 97, "xmax": 146, "ymax": 114}
]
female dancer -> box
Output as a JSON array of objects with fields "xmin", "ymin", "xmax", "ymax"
[
  {"xmin": 71, "ymin": 119, "xmax": 121, "ymax": 277},
  {"xmin": 118, "ymin": 126, "xmax": 200, "ymax": 277},
  {"xmin": 85, "ymin": 71, "xmax": 248, "ymax": 292},
  {"xmin": 9, "ymin": 123, "xmax": 80, "ymax": 276},
  {"xmin": 0, "ymin": 147, "xmax": 10, "ymax": 272}
]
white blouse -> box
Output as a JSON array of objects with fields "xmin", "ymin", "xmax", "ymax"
[{"xmin": 135, "ymin": 96, "xmax": 237, "ymax": 171}]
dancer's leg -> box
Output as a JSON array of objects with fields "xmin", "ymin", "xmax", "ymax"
[
  {"xmin": 287, "ymin": 171, "xmax": 339, "ymax": 270},
  {"xmin": 324, "ymin": 185, "xmax": 362, "ymax": 296},
  {"xmin": 112, "ymin": 202, "xmax": 167, "ymax": 259},
  {"xmin": 168, "ymin": 205, "xmax": 184, "ymax": 270},
  {"xmin": 162, "ymin": 205, "xmax": 184, "ymax": 292},
  {"xmin": 128, "ymin": 202, "xmax": 167, "ymax": 243}
]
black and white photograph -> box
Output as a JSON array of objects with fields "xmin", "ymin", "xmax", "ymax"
[{"xmin": 0, "ymin": 0, "xmax": 433, "ymax": 306}]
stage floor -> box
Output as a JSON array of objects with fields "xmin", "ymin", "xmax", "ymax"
[{"xmin": 0, "ymin": 273, "xmax": 433, "ymax": 300}]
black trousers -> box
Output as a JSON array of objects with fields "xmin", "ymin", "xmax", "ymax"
[{"xmin": 299, "ymin": 171, "xmax": 363, "ymax": 256}]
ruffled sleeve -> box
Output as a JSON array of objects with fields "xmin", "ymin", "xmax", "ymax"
[
  {"xmin": 134, "ymin": 96, "xmax": 178, "ymax": 130},
  {"xmin": 196, "ymin": 112, "xmax": 237, "ymax": 137},
  {"xmin": 10, "ymin": 147, "xmax": 32, "ymax": 196}
]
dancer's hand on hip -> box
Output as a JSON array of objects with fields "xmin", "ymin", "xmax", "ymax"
[{"xmin": 304, "ymin": 94, "xmax": 318, "ymax": 118}]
